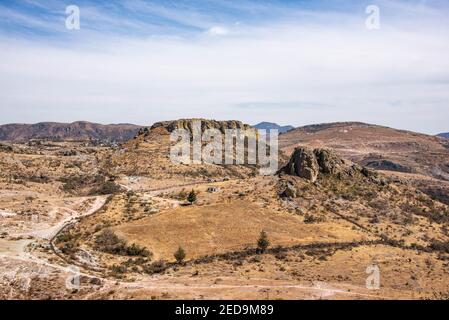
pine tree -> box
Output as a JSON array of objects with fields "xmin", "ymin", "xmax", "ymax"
[
  {"xmin": 187, "ymin": 189, "xmax": 197, "ymax": 204},
  {"xmin": 174, "ymin": 246, "xmax": 186, "ymax": 263},
  {"xmin": 257, "ymin": 230, "xmax": 270, "ymax": 253}
]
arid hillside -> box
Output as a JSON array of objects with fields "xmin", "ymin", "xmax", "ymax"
[
  {"xmin": 103, "ymin": 119, "xmax": 259, "ymax": 181},
  {"xmin": 279, "ymin": 122, "xmax": 449, "ymax": 204},
  {"xmin": 0, "ymin": 121, "xmax": 142, "ymax": 142},
  {"xmin": 279, "ymin": 122, "xmax": 449, "ymax": 179}
]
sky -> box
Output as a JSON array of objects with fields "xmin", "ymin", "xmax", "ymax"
[{"xmin": 0, "ymin": 0, "xmax": 448, "ymax": 134}]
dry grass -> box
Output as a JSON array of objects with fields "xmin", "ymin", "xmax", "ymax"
[{"xmin": 113, "ymin": 199, "xmax": 367, "ymax": 261}]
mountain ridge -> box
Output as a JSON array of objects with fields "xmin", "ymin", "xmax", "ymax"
[
  {"xmin": 253, "ymin": 122, "xmax": 294, "ymax": 134},
  {"xmin": 0, "ymin": 121, "xmax": 143, "ymax": 142}
]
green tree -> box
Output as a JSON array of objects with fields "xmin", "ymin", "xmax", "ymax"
[
  {"xmin": 257, "ymin": 230, "xmax": 270, "ymax": 253},
  {"xmin": 174, "ymin": 246, "xmax": 186, "ymax": 263},
  {"xmin": 187, "ymin": 190, "xmax": 197, "ymax": 204}
]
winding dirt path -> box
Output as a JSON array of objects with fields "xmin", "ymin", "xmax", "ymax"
[{"xmin": 0, "ymin": 196, "xmax": 107, "ymax": 268}]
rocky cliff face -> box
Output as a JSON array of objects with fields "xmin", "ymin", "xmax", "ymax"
[
  {"xmin": 150, "ymin": 119, "xmax": 253, "ymax": 135},
  {"xmin": 278, "ymin": 146, "xmax": 383, "ymax": 199},
  {"xmin": 281, "ymin": 146, "xmax": 376, "ymax": 182},
  {"xmin": 282, "ymin": 147, "xmax": 320, "ymax": 182},
  {"xmin": 281, "ymin": 147, "xmax": 348, "ymax": 182}
]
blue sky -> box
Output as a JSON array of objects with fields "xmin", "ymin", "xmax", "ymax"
[
  {"xmin": 1, "ymin": 0, "xmax": 449, "ymax": 134},
  {"xmin": 0, "ymin": 0, "xmax": 372, "ymax": 38}
]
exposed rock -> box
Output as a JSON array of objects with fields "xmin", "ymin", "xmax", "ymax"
[
  {"xmin": 150, "ymin": 119, "xmax": 253, "ymax": 135},
  {"xmin": 281, "ymin": 147, "xmax": 319, "ymax": 182},
  {"xmin": 281, "ymin": 146, "xmax": 380, "ymax": 183},
  {"xmin": 282, "ymin": 182, "xmax": 297, "ymax": 198},
  {"xmin": 58, "ymin": 149, "xmax": 78, "ymax": 156},
  {"xmin": 314, "ymin": 149, "xmax": 345, "ymax": 175},
  {"xmin": 0, "ymin": 143, "xmax": 13, "ymax": 152},
  {"xmin": 364, "ymin": 159, "xmax": 412, "ymax": 173}
]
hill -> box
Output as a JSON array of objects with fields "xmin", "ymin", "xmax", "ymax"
[
  {"xmin": 279, "ymin": 122, "xmax": 449, "ymax": 181},
  {"xmin": 253, "ymin": 122, "xmax": 294, "ymax": 134},
  {"xmin": 438, "ymin": 132, "xmax": 449, "ymax": 139},
  {"xmin": 104, "ymin": 118, "xmax": 259, "ymax": 181},
  {"xmin": 0, "ymin": 121, "xmax": 142, "ymax": 142}
]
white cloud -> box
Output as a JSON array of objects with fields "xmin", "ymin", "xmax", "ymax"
[
  {"xmin": 0, "ymin": 1, "xmax": 448, "ymax": 134},
  {"xmin": 207, "ymin": 26, "xmax": 229, "ymax": 36}
]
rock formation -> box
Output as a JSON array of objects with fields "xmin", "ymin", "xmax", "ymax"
[
  {"xmin": 150, "ymin": 119, "xmax": 253, "ymax": 135},
  {"xmin": 281, "ymin": 146, "xmax": 376, "ymax": 182},
  {"xmin": 282, "ymin": 147, "xmax": 320, "ymax": 182}
]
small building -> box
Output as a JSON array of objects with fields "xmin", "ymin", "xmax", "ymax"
[{"xmin": 207, "ymin": 186, "xmax": 220, "ymax": 193}]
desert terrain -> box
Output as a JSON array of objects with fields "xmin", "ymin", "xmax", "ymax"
[{"xmin": 1, "ymin": 119, "xmax": 449, "ymax": 300}]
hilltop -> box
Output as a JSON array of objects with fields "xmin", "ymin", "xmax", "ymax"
[{"xmin": 253, "ymin": 122, "xmax": 294, "ymax": 134}]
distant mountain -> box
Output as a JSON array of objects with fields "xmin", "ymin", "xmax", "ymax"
[
  {"xmin": 438, "ymin": 132, "xmax": 449, "ymax": 138},
  {"xmin": 253, "ymin": 122, "xmax": 294, "ymax": 134},
  {"xmin": 0, "ymin": 121, "xmax": 143, "ymax": 142}
]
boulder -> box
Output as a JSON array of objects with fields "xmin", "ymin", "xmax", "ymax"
[
  {"xmin": 283, "ymin": 182, "xmax": 297, "ymax": 198},
  {"xmin": 282, "ymin": 146, "xmax": 360, "ymax": 182},
  {"xmin": 314, "ymin": 149, "xmax": 345, "ymax": 175},
  {"xmin": 283, "ymin": 147, "xmax": 319, "ymax": 182}
]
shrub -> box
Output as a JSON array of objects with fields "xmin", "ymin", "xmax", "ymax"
[
  {"xmin": 304, "ymin": 214, "xmax": 323, "ymax": 224},
  {"xmin": 95, "ymin": 229, "xmax": 127, "ymax": 254},
  {"xmin": 187, "ymin": 190, "xmax": 197, "ymax": 204},
  {"xmin": 95, "ymin": 229, "xmax": 151, "ymax": 257},
  {"xmin": 126, "ymin": 243, "xmax": 152, "ymax": 257},
  {"xmin": 144, "ymin": 260, "xmax": 167, "ymax": 274},
  {"xmin": 368, "ymin": 199, "xmax": 389, "ymax": 211},
  {"xmin": 257, "ymin": 230, "xmax": 270, "ymax": 253},
  {"xmin": 110, "ymin": 264, "xmax": 126, "ymax": 275},
  {"xmin": 429, "ymin": 240, "xmax": 449, "ymax": 253},
  {"xmin": 174, "ymin": 246, "xmax": 186, "ymax": 263},
  {"xmin": 92, "ymin": 180, "xmax": 121, "ymax": 195}
]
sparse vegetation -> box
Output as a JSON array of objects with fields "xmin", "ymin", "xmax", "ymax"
[
  {"xmin": 94, "ymin": 229, "xmax": 151, "ymax": 257},
  {"xmin": 144, "ymin": 259, "xmax": 167, "ymax": 274},
  {"xmin": 92, "ymin": 180, "xmax": 122, "ymax": 195},
  {"xmin": 257, "ymin": 230, "xmax": 270, "ymax": 253},
  {"xmin": 174, "ymin": 246, "xmax": 186, "ymax": 263},
  {"xmin": 187, "ymin": 189, "xmax": 197, "ymax": 204},
  {"xmin": 2, "ymin": 120, "xmax": 449, "ymax": 300},
  {"xmin": 304, "ymin": 214, "xmax": 324, "ymax": 224}
]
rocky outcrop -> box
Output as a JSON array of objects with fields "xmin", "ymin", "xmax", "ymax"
[
  {"xmin": 280, "ymin": 181, "xmax": 297, "ymax": 198},
  {"xmin": 281, "ymin": 146, "xmax": 376, "ymax": 182},
  {"xmin": 150, "ymin": 119, "xmax": 253, "ymax": 135},
  {"xmin": 282, "ymin": 147, "xmax": 320, "ymax": 182},
  {"xmin": 314, "ymin": 149, "xmax": 345, "ymax": 175},
  {"xmin": 364, "ymin": 159, "xmax": 412, "ymax": 173}
]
